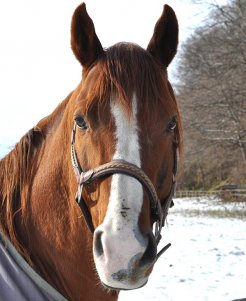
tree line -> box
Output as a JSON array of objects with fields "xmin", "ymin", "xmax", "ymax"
[{"xmin": 175, "ymin": 0, "xmax": 246, "ymax": 190}]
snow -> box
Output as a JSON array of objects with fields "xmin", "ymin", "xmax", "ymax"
[{"xmin": 119, "ymin": 198, "xmax": 246, "ymax": 301}]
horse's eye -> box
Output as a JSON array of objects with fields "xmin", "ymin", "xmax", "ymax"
[
  {"xmin": 167, "ymin": 117, "xmax": 177, "ymax": 132},
  {"xmin": 75, "ymin": 116, "xmax": 88, "ymax": 130}
]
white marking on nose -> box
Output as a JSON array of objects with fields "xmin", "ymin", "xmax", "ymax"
[
  {"xmin": 105, "ymin": 94, "xmax": 143, "ymax": 231},
  {"xmin": 93, "ymin": 94, "xmax": 147, "ymax": 287}
]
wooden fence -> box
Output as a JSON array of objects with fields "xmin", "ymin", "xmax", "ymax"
[{"xmin": 175, "ymin": 189, "xmax": 246, "ymax": 201}]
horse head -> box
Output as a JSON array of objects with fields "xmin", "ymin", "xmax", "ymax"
[{"xmin": 69, "ymin": 3, "xmax": 181, "ymax": 290}]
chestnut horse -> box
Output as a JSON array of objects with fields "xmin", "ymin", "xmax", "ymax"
[{"xmin": 0, "ymin": 3, "xmax": 182, "ymax": 301}]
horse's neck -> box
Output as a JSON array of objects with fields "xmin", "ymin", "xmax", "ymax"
[{"xmin": 19, "ymin": 98, "xmax": 118, "ymax": 300}]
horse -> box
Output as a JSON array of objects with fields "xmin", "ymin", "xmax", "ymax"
[{"xmin": 0, "ymin": 3, "xmax": 182, "ymax": 301}]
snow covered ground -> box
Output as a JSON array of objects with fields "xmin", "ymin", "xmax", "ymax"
[{"xmin": 119, "ymin": 197, "xmax": 246, "ymax": 301}]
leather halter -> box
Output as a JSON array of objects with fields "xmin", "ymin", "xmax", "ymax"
[{"xmin": 71, "ymin": 123, "xmax": 178, "ymax": 259}]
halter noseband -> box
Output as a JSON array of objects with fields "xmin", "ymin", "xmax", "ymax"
[{"xmin": 71, "ymin": 123, "xmax": 177, "ymax": 259}]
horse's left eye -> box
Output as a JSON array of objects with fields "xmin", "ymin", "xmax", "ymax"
[
  {"xmin": 75, "ymin": 116, "xmax": 88, "ymax": 130},
  {"xmin": 167, "ymin": 117, "xmax": 177, "ymax": 132}
]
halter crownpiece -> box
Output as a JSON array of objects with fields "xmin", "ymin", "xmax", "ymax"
[{"xmin": 70, "ymin": 123, "xmax": 177, "ymax": 259}]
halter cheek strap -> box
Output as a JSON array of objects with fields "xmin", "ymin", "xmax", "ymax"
[
  {"xmin": 70, "ymin": 123, "xmax": 178, "ymax": 258},
  {"xmin": 70, "ymin": 125, "xmax": 95, "ymax": 233}
]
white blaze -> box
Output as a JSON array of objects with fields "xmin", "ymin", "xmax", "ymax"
[
  {"xmin": 104, "ymin": 94, "xmax": 144, "ymax": 231},
  {"xmin": 94, "ymin": 94, "xmax": 147, "ymax": 288}
]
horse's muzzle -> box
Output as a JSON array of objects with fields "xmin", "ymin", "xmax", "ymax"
[{"xmin": 93, "ymin": 228, "xmax": 157, "ymax": 290}]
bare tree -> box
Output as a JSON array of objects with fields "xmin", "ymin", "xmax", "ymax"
[{"xmin": 176, "ymin": 0, "xmax": 246, "ymax": 189}]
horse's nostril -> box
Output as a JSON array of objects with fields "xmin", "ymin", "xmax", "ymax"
[
  {"xmin": 94, "ymin": 230, "xmax": 104, "ymax": 257},
  {"xmin": 139, "ymin": 233, "xmax": 157, "ymax": 267}
]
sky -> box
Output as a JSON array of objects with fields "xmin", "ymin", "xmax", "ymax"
[{"xmin": 0, "ymin": 0, "xmax": 229, "ymax": 157}]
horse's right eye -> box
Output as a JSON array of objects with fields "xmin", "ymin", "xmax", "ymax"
[
  {"xmin": 167, "ymin": 117, "xmax": 177, "ymax": 132},
  {"xmin": 75, "ymin": 116, "xmax": 88, "ymax": 130}
]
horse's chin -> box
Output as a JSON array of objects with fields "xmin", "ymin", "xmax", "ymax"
[
  {"xmin": 101, "ymin": 278, "xmax": 148, "ymax": 291},
  {"xmin": 94, "ymin": 251, "xmax": 153, "ymax": 291}
]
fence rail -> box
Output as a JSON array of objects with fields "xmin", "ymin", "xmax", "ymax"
[{"xmin": 175, "ymin": 189, "xmax": 246, "ymax": 201}]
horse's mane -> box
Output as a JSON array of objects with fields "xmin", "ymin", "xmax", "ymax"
[
  {"xmin": 0, "ymin": 127, "xmax": 43, "ymax": 258},
  {"xmin": 0, "ymin": 95, "xmax": 70, "ymax": 259}
]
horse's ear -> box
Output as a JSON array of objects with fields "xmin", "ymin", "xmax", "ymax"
[
  {"xmin": 71, "ymin": 3, "xmax": 104, "ymax": 68},
  {"xmin": 147, "ymin": 5, "xmax": 178, "ymax": 67}
]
